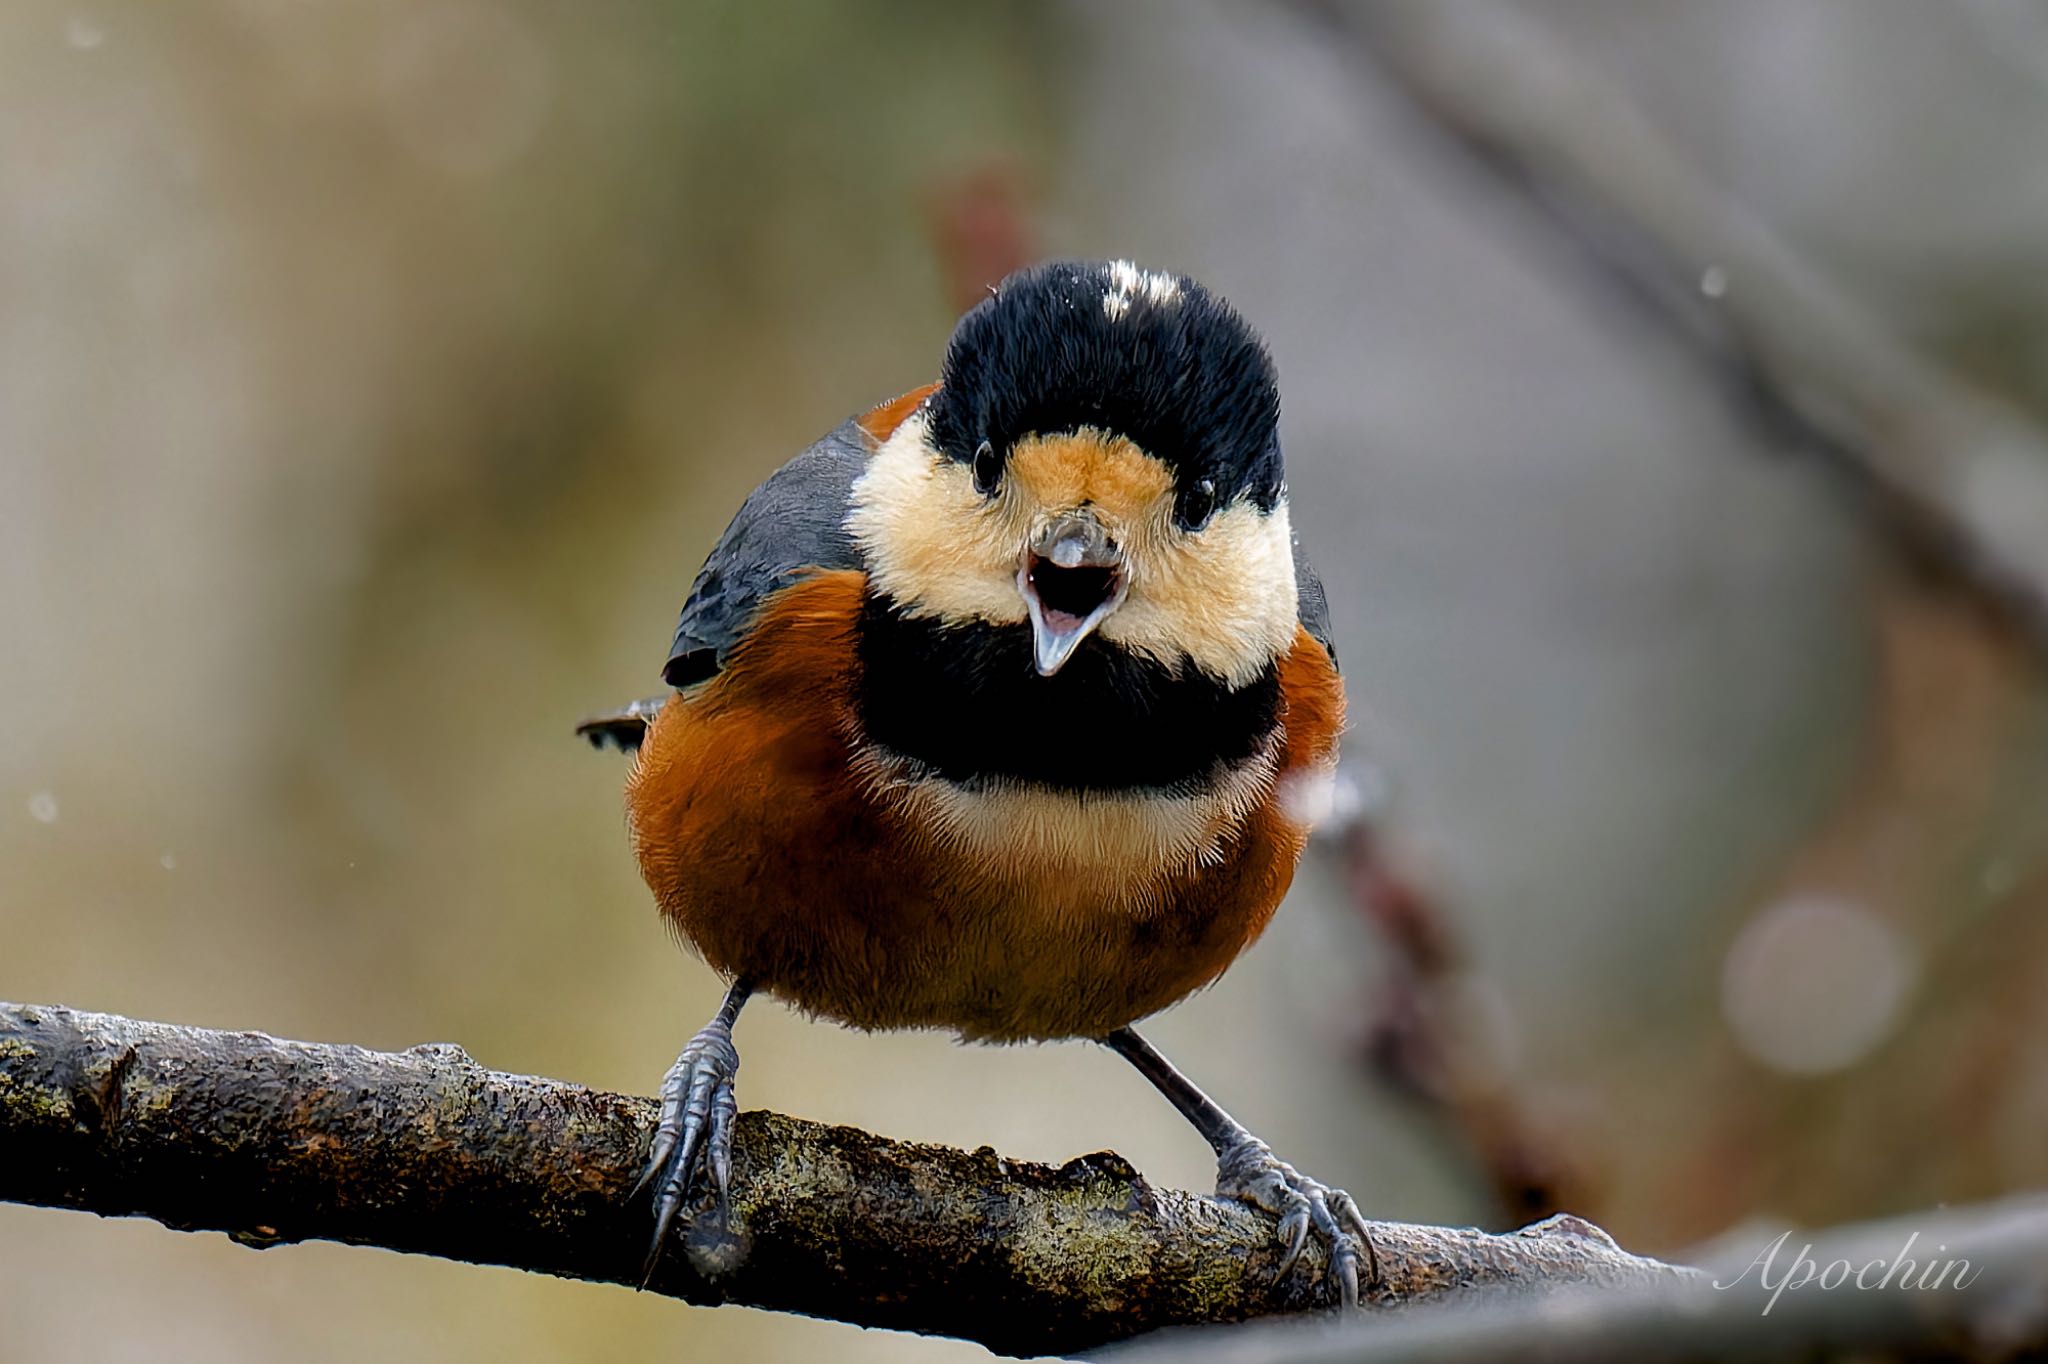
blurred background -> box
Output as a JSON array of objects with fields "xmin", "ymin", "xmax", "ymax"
[{"xmin": 7, "ymin": 1, "xmax": 2048, "ymax": 1359}]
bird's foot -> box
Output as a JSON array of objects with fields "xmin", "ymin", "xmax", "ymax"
[
  {"xmin": 1216, "ymin": 1135, "xmax": 1376, "ymax": 1309},
  {"xmin": 635, "ymin": 1019, "xmax": 741, "ymax": 1283}
]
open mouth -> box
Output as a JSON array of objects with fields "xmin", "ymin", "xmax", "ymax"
[
  {"xmin": 1018, "ymin": 548, "xmax": 1128, "ymax": 678},
  {"xmin": 1018, "ymin": 508, "xmax": 1129, "ymax": 676},
  {"xmin": 1026, "ymin": 559, "xmax": 1121, "ymax": 628}
]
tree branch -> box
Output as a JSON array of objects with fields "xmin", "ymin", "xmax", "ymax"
[
  {"xmin": 0, "ymin": 1001, "xmax": 1685, "ymax": 1356},
  {"xmin": 1102, "ymin": 1197, "xmax": 2048, "ymax": 1364}
]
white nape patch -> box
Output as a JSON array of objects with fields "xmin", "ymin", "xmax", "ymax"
[
  {"xmin": 855, "ymin": 741, "xmax": 1280, "ymax": 911},
  {"xmin": 1101, "ymin": 260, "xmax": 1182, "ymax": 323}
]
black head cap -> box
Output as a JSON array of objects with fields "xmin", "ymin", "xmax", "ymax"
[{"xmin": 926, "ymin": 261, "xmax": 1282, "ymax": 525}]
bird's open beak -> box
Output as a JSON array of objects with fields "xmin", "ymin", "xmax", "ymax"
[{"xmin": 1017, "ymin": 509, "xmax": 1129, "ymax": 677}]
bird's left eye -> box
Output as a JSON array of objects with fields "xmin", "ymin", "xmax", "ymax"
[
  {"xmin": 1178, "ymin": 477, "xmax": 1218, "ymax": 529},
  {"xmin": 972, "ymin": 440, "xmax": 1001, "ymax": 496}
]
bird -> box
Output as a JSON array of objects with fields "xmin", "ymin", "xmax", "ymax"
[{"xmin": 579, "ymin": 258, "xmax": 1368, "ymax": 1305}]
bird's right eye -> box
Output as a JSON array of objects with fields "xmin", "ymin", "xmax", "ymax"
[{"xmin": 972, "ymin": 440, "xmax": 1001, "ymax": 496}]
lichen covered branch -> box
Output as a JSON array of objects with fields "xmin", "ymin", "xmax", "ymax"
[{"xmin": 0, "ymin": 1002, "xmax": 1686, "ymax": 1355}]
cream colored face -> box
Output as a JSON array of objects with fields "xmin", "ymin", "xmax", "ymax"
[{"xmin": 847, "ymin": 409, "xmax": 1300, "ymax": 689}]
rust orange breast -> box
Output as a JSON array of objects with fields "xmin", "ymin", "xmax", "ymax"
[{"xmin": 626, "ymin": 570, "xmax": 1344, "ymax": 1042}]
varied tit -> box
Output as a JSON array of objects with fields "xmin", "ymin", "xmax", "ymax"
[{"xmin": 580, "ymin": 259, "xmax": 1367, "ymax": 1304}]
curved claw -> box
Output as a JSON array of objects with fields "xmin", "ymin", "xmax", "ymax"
[
  {"xmin": 1330, "ymin": 1186, "xmax": 1380, "ymax": 1289},
  {"xmin": 642, "ymin": 1181, "xmax": 688, "ymax": 1286},
  {"xmin": 707, "ymin": 1081, "xmax": 739, "ymax": 1198},
  {"xmin": 1215, "ymin": 1135, "xmax": 1375, "ymax": 1309},
  {"xmin": 632, "ymin": 1131, "xmax": 675, "ymax": 1201},
  {"xmin": 1335, "ymin": 1245, "xmax": 1361, "ymax": 1311},
  {"xmin": 637, "ymin": 1023, "xmax": 741, "ymax": 1285},
  {"xmin": 1276, "ymin": 1205, "xmax": 1312, "ymax": 1276}
]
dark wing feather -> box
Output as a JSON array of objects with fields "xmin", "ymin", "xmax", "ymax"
[
  {"xmin": 663, "ymin": 417, "xmax": 870, "ymax": 687},
  {"xmin": 1293, "ymin": 528, "xmax": 1337, "ymax": 669},
  {"xmin": 575, "ymin": 696, "xmax": 668, "ymax": 752}
]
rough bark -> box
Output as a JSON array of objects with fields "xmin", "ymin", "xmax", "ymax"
[
  {"xmin": 1101, "ymin": 1197, "xmax": 2048, "ymax": 1363},
  {"xmin": 0, "ymin": 1002, "xmax": 1686, "ymax": 1356}
]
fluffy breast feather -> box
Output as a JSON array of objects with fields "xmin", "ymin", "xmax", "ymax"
[{"xmin": 627, "ymin": 569, "xmax": 1344, "ymax": 1041}]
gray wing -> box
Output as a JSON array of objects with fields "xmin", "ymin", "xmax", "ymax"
[
  {"xmin": 575, "ymin": 696, "xmax": 668, "ymax": 752},
  {"xmin": 1293, "ymin": 529, "xmax": 1337, "ymax": 669},
  {"xmin": 662, "ymin": 417, "xmax": 870, "ymax": 688}
]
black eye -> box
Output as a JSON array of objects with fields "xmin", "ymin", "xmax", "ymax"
[
  {"xmin": 972, "ymin": 440, "xmax": 1001, "ymax": 496},
  {"xmin": 1179, "ymin": 477, "xmax": 1218, "ymax": 529}
]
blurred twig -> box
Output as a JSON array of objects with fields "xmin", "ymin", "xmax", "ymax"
[
  {"xmin": 1102, "ymin": 1195, "xmax": 2048, "ymax": 1363},
  {"xmin": 923, "ymin": 161, "xmax": 1040, "ymax": 313},
  {"xmin": 1296, "ymin": 0, "xmax": 2048, "ymax": 1243},
  {"xmin": 1340, "ymin": 816, "xmax": 1579, "ymax": 1225},
  {"xmin": 0, "ymin": 1002, "xmax": 1687, "ymax": 1358},
  {"xmin": 1299, "ymin": 0, "xmax": 2048, "ymax": 659}
]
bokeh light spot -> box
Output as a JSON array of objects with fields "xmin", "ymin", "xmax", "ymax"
[{"xmin": 1721, "ymin": 894, "xmax": 1917, "ymax": 1076}]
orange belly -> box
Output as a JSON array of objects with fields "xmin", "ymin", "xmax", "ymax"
[{"xmin": 625, "ymin": 570, "xmax": 1343, "ymax": 1042}]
